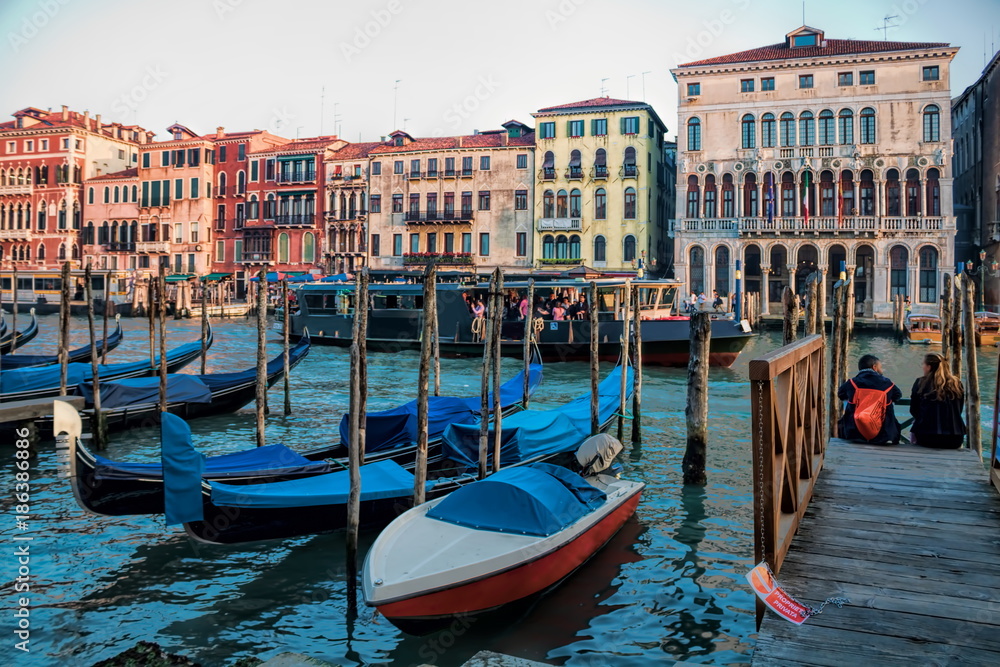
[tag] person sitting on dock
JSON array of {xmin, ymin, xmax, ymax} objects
[
  {"xmin": 909, "ymin": 353, "xmax": 966, "ymax": 449},
  {"xmin": 837, "ymin": 354, "xmax": 902, "ymax": 445}
]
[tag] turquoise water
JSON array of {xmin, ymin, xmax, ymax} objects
[{"xmin": 2, "ymin": 314, "xmax": 994, "ymax": 666}]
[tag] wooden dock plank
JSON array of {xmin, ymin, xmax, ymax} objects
[
  {"xmin": 752, "ymin": 439, "xmax": 1000, "ymax": 666},
  {"xmin": 0, "ymin": 396, "xmax": 84, "ymax": 424}
]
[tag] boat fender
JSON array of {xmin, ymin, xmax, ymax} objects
[{"xmin": 576, "ymin": 433, "xmax": 624, "ymax": 476}]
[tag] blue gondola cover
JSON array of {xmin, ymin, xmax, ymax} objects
[
  {"xmin": 426, "ymin": 464, "xmax": 607, "ymax": 537},
  {"xmin": 160, "ymin": 413, "xmax": 205, "ymax": 525},
  {"xmin": 93, "ymin": 444, "xmax": 327, "ymax": 481},
  {"xmin": 77, "ymin": 375, "xmax": 212, "ymax": 409}
]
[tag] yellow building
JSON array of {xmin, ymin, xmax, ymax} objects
[{"xmin": 531, "ymin": 98, "xmax": 669, "ymax": 273}]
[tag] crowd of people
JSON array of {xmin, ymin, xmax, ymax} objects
[
  {"xmin": 683, "ymin": 290, "xmax": 726, "ymax": 313},
  {"xmin": 463, "ymin": 289, "xmax": 591, "ymax": 322}
]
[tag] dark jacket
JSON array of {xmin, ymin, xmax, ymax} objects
[
  {"xmin": 837, "ymin": 369, "xmax": 902, "ymax": 444},
  {"xmin": 909, "ymin": 379, "xmax": 967, "ymax": 438}
]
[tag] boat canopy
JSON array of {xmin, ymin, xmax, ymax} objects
[
  {"xmin": 76, "ymin": 375, "xmax": 212, "ymax": 409},
  {"xmin": 339, "ymin": 363, "xmax": 543, "ymax": 453},
  {"xmin": 426, "ymin": 462, "xmax": 607, "ymax": 537},
  {"xmin": 94, "ymin": 443, "xmax": 326, "ymax": 481},
  {"xmin": 441, "ymin": 365, "xmax": 632, "ymax": 468},
  {"xmin": 209, "ymin": 459, "xmax": 416, "ymax": 509}
]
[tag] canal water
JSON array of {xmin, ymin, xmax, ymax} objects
[{"xmin": 3, "ymin": 313, "xmax": 996, "ymax": 666}]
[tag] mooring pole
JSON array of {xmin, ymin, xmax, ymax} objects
[
  {"xmin": 522, "ymin": 278, "xmax": 535, "ymax": 409},
  {"xmin": 101, "ymin": 281, "xmax": 111, "ymax": 364},
  {"xmin": 358, "ymin": 269, "xmax": 369, "ymax": 464},
  {"xmin": 631, "ymin": 283, "xmax": 643, "ymax": 445},
  {"xmin": 964, "ymin": 276, "xmax": 982, "ymax": 458},
  {"xmin": 431, "ymin": 270, "xmax": 441, "ymax": 398},
  {"xmin": 941, "ymin": 274, "xmax": 953, "ymax": 362},
  {"xmin": 58, "ymin": 262, "xmax": 71, "ymax": 396},
  {"xmin": 589, "ymin": 280, "xmax": 600, "ymax": 435},
  {"xmin": 478, "ymin": 272, "xmax": 497, "ymax": 480},
  {"xmin": 85, "ymin": 265, "xmax": 107, "ymax": 450},
  {"xmin": 829, "ymin": 280, "xmax": 844, "ymax": 438},
  {"xmin": 734, "ymin": 259, "xmax": 742, "ymax": 321},
  {"xmin": 414, "ymin": 264, "xmax": 436, "ymax": 505},
  {"xmin": 201, "ymin": 279, "xmax": 209, "ymax": 375},
  {"xmin": 952, "ymin": 275, "xmax": 963, "ymax": 378},
  {"xmin": 684, "ymin": 311, "xmax": 710, "ymax": 485},
  {"xmin": 254, "ymin": 269, "xmax": 268, "ymax": 447},
  {"xmin": 782, "ymin": 286, "xmax": 796, "ymax": 345},
  {"xmin": 147, "ymin": 275, "xmax": 156, "ymax": 371},
  {"xmin": 158, "ymin": 266, "xmax": 167, "ymax": 414},
  {"xmin": 282, "ymin": 278, "xmax": 291, "ymax": 415},
  {"xmin": 9, "ymin": 266, "xmax": 16, "ymax": 356},
  {"xmin": 617, "ymin": 280, "xmax": 631, "ymax": 442},
  {"xmin": 346, "ymin": 342, "xmax": 361, "ymax": 615},
  {"xmin": 491, "ymin": 268, "xmax": 505, "ymax": 474}
]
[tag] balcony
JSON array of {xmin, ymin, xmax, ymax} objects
[
  {"xmin": 406, "ymin": 171, "xmax": 421, "ymax": 180},
  {"xmin": 136, "ymin": 241, "xmax": 170, "ymax": 253},
  {"xmin": 675, "ymin": 216, "xmax": 949, "ymax": 235},
  {"xmin": 404, "ymin": 210, "xmax": 473, "ymax": 224},
  {"xmin": 538, "ymin": 257, "xmax": 583, "ymax": 266},
  {"xmin": 0, "ymin": 228, "xmax": 31, "ymax": 240},
  {"xmin": 460, "ymin": 169, "xmax": 474, "ymax": 178},
  {"xmin": 539, "ymin": 168, "xmax": 556, "ymax": 181},
  {"xmin": 442, "ymin": 170, "xmax": 457, "ymax": 179},
  {"xmin": 215, "ymin": 186, "xmax": 227, "ymax": 197},
  {"xmin": 818, "ymin": 147, "xmax": 834, "ymax": 157},
  {"xmin": 239, "ymin": 251, "xmax": 273, "ymax": 263},
  {"xmin": 274, "ymin": 214, "xmax": 315, "ymax": 226},
  {"xmin": 277, "ymin": 170, "xmax": 317, "ymax": 184},
  {"xmin": 567, "ymin": 167, "xmax": 583, "ymax": 180},
  {"xmin": 233, "ymin": 217, "xmax": 247, "ymax": 229},
  {"xmin": 108, "ymin": 242, "xmax": 136, "ymax": 252},
  {"xmin": 622, "ymin": 165, "xmax": 638, "ymax": 178},
  {"xmin": 425, "ymin": 170, "xmax": 438, "ymax": 179},
  {"xmin": 325, "ymin": 210, "xmax": 367, "ymax": 223},
  {"xmin": 592, "ymin": 166, "xmax": 608, "ymax": 180},
  {"xmin": 0, "ymin": 184, "xmax": 32, "ymax": 196},
  {"xmin": 537, "ymin": 217, "xmax": 582, "ymax": 231},
  {"xmin": 402, "ymin": 252, "xmax": 474, "ymax": 266}
]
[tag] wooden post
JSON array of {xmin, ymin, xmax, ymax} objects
[
  {"xmin": 589, "ymin": 281, "xmax": 600, "ymax": 436},
  {"xmin": 837, "ymin": 278, "xmax": 851, "ymax": 391},
  {"xmin": 522, "ymin": 279, "xmax": 535, "ymax": 409},
  {"xmin": 254, "ymin": 269, "xmax": 268, "ymax": 447},
  {"xmin": 358, "ymin": 269, "xmax": 369, "ymax": 464},
  {"xmin": 201, "ymin": 279, "xmax": 209, "ymax": 375},
  {"xmin": 147, "ymin": 275, "xmax": 156, "ymax": 371},
  {"xmin": 432, "ymin": 286, "xmax": 441, "ymax": 398},
  {"xmin": 804, "ymin": 275, "xmax": 817, "ymax": 336},
  {"xmin": 631, "ymin": 283, "xmax": 643, "ymax": 445},
  {"xmin": 282, "ymin": 278, "xmax": 291, "ymax": 415},
  {"xmin": 684, "ymin": 311, "xmax": 710, "ymax": 485},
  {"xmin": 85, "ymin": 265, "xmax": 107, "ymax": 450},
  {"xmin": 101, "ymin": 284, "xmax": 111, "ymax": 364},
  {"xmin": 345, "ymin": 343, "xmax": 361, "ymax": 615},
  {"xmin": 829, "ymin": 281, "xmax": 844, "ymax": 438},
  {"xmin": 941, "ymin": 274, "xmax": 953, "ymax": 362},
  {"xmin": 478, "ymin": 272, "xmax": 496, "ymax": 479},
  {"xmin": 952, "ymin": 277, "xmax": 964, "ymax": 377},
  {"xmin": 964, "ymin": 277, "xmax": 982, "ymax": 458},
  {"xmin": 846, "ymin": 269, "xmax": 856, "ymax": 337},
  {"xmin": 491, "ymin": 268, "xmax": 505, "ymax": 474},
  {"xmin": 617, "ymin": 280, "xmax": 631, "ymax": 441},
  {"xmin": 9, "ymin": 266, "xmax": 16, "ymax": 356},
  {"xmin": 414, "ymin": 264, "xmax": 436, "ymax": 505},
  {"xmin": 58, "ymin": 262, "xmax": 71, "ymax": 396},
  {"xmin": 158, "ymin": 266, "xmax": 167, "ymax": 413},
  {"xmin": 781, "ymin": 286, "xmax": 796, "ymax": 345}
]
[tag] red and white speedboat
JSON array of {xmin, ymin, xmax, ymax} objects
[{"xmin": 363, "ymin": 438, "xmax": 643, "ymax": 635}]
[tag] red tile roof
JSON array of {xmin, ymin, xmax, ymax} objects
[
  {"xmin": 329, "ymin": 141, "xmax": 382, "ymax": 160},
  {"xmin": 369, "ymin": 131, "xmax": 534, "ymax": 154},
  {"xmin": 0, "ymin": 108, "xmax": 147, "ymax": 135},
  {"xmin": 251, "ymin": 136, "xmax": 342, "ymax": 156},
  {"xmin": 679, "ymin": 38, "xmax": 951, "ymax": 68},
  {"xmin": 535, "ymin": 97, "xmax": 647, "ymax": 113},
  {"xmin": 87, "ymin": 168, "xmax": 138, "ymax": 182}
]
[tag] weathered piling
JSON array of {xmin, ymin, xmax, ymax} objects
[
  {"xmin": 282, "ymin": 278, "xmax": 291, "ymax": 415},
  {"xmin": 838, "ymin": 277, "xmax": 850, "ymax": 389},
  {"xmin": 589, "ymin": 281, "xmax": 600, "ymax": 436},
  {"xmin": 9, "ymin": 266, "xmax": 16, "ymax": 356},
  {"xmin": 781, "ymin": 286, "xmax": 796, "ymax": 345},
  {"xmin": 845, "ymin": 268, "xmax": 856, "ymax": 337},
  {"xmin": 829, "ymin": 280, "xmax": 844, "ymax": 438},
  {"xmin": 254, "ymin": 269, "xmax": 268, "ymax": 448},
  {"xmin": 963, "ymin": 276, "xmax": 982, "ymax": 458},
  {"xmin": 352, "ymin": 269, "xmax": 370, "ymax": 463},
  {"xmin": 147, "ymin": 275, "xmax": 156, "ymax": 371},
  {"xmin": 85, "ymin": 265, "xmax": 107, "ymax": 450},
  {"xmin": 158, "ymin": 267, "xmax": 167, "ymax": 413},
  {"xmin": 414, "ymin": 264, "xmax": 436, "ymax": 505},
  {"xmin": 491, "ymin": 269, "xmax": 505, "ymax": 474},
  {"xmin": 631, "ymin": 283, "xmax": 643, "ymax": 445},
  {"xmin": 58, "ymin": 262, "xmax": 71, "ymax": 396},
  {"xmin": 522, "ymin": 279, "xmax": 535, "ymax": 409},
  {"xmin": 432, "ymin": 288, "xmax": 441, "ymax": 398},
  {"xmin": 805, "ymin": 274, "xmax": 818, "ymax": 336},
  {"xmin": 478, "ymin": 272, "xmax": 497, "ymax": 479},
  {"xmin": 684, "ymin": 311, "xmax": 710, "ymax": 485},
  {"xmin": 346, "ymin": 343, "xmax": 362, "ymax": 615},
  {"xmin": 617, "ymin": 280, "xmax": 632, "ymax": 442},
  {"xmin": 102, "ymin": 292, "xmax": 112, "ymax": 364},
  {"xmin": 952, "ymin": 276, "xmax": 964, "ymax": 377},
  {"xmin": 941, "ymin": 274, "xmax": 953, "ymax": 361},
  {"xmin": 201, "ymin": 280, "xmax": 209, "ymax": 375}
]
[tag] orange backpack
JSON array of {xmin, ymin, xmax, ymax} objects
[{"xmin": 849, "ymin": 379, "xmax": 894, "ymax": 441}]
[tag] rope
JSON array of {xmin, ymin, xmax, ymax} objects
[{"xmin": 471, "ymin": 316, "xmax": 486, "ymax": 340}]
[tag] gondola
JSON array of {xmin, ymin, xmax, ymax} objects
[
  {"xmin": 57, "ymin": 354, "xmax": 542, "ymax": 517},
  {"xmin": 0, "ymin": 309, "xmax": 39, "ymax": 354},
  {"xmin": 364, "ymin": 454, "xmax": 644, "ymax": 635},
  {"xmin": 72, "ymin": 331, "xmax": 311, "ymax": 433},
  {"xmin": 0, "ymin": 322, "xmax": 211, "ymax": 403},
  {"xmin": 1, "ymin": 316, "xmax": 125, "ymax": 370},
  {"xmin": 176, "ymin": 364, "xmax": 631, "ymax": 545}
]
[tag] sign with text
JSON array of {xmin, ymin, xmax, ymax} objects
[{"xmin": 746, "ymin": 561, "xmax": 812, "ymax": 625}]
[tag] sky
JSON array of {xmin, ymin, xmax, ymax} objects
[{"xmin": 0, "ymin": 0, "xmax": 997, "ymax": 143}]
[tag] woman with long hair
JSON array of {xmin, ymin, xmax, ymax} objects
[{"xmin": 909, "ymin": 353, "xmax": 967, "ymax": 449}]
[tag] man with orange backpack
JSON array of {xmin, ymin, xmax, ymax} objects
[{"xmin": 837, "ymin": 354, "xmax": 902, "ymax": 445}]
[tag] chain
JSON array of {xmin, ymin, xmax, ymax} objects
[
  {"xmin": 755, "ymin": 378, "xmax": 766, "ymax": 562},
  {"xmin": 805, "ymin": 596, "xmax": 851, "ymax": 618}
]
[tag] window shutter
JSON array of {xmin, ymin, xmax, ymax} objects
[
  {"xmin": 620, "ymin": 117, "xmax": 626, "ymax": 134},
  {"xmin": 566, "ymin": 120, "xmax": 572, "ymax": 135}
]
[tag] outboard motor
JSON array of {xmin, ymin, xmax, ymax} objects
[{"xmin": 575, "ymin": 433, "xmax": 624, "ymax": 477}]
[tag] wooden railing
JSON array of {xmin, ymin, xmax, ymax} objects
[{"xmin": 749, "ymin": 334, "xmax": 827, "ymax": 590}]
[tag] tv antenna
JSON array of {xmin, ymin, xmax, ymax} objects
[
  {"xmin": 333, "ymin": 102, "xmax": 342, "ymax": 138},
  {"xmin": 600, "ymin": 78, "xmax": 609, "ymax": 96},
  {"xmin": 875, "ymin": 15, "xmax": 899, "ymax": 41}
]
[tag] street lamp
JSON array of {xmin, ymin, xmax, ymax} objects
[{"xmin": 966, "ymin": 249, "xmax": 1000, "ymax": 312}]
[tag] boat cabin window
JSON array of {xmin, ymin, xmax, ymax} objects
[{"xmin": 372, "ymin": 293, "xmax": 423, "ymax": 310}]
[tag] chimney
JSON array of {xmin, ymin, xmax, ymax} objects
[
  {"xmin": 95, "ymin": 114, "xmax": 102, "ymax": 131},
  {"xmin": 216, "ymin": 126, "xmax": 225, "ymax": 139},
  {"xmin": 83, "ymin": 110, "xmax": 90, "ymax": 129},
  {"xmin": 61, "ymin": 105, "xmax": 68, "ymax": 120}
]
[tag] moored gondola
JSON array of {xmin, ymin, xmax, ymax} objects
[
  {"xmin": 0, "ymin": 309, "xmax": 39, "ymax": 354},
  {"xmin": 1, "ymin": 316, "xmax": 125, "ymax": 370}
]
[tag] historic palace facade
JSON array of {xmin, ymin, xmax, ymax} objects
[{"xmin": 671, "ymin": 26, "xmax": 959, "ymax": 317}]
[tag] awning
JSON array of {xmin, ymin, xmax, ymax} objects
[
  {"xmin": 542, "ymin": 151, "xmax": 554, "ymax": 168},
  {"xmin": 201, "ymin": 272, "xmax": 232, "ymax": 282},
  {"xmin": 249, "ymin": 272, "xmax": 288, "ymax": 282},
  {"xmin": 595, "ymin": 150, "xmax": 607, "ymax": 166},
  {"xmin": 287, "ymin": 273, "xmax": 319, "ymax": 283},
  {"xmin": 569, "ymin": 151, "xmax": 581, "ymax": 167},
  {"xmin": 164, "ymin": 274, "xmax": 196, "ymax": 282}
]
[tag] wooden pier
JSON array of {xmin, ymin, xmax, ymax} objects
[{"xmin": 750, "ymin": 335, "xmax": 1000, "ymax": 666}]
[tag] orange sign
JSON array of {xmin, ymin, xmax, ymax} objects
[{"xmin": 746, "ymin": 562, "xmax": 811, "ymax": 625}]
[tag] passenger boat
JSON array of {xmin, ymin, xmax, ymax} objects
[
  {"xmin": 287, "ymin": 279, "xmax": 753, "ymax": 368},
  {"xmin": 974, "ymin": 311, "xmax": 1000, "ymax": 346},
  {"xmin": 58, "ymin": 356, "xmax": 542, "ymax": 517},
  {"xmin": 363, "ymin": 452, "xmax": 643, "ymax": 635},
  {"xmin": 0, "ymin": 324, "xmax": 211, "ymax": 402},
  {"xmin": 904, "ymin": 313, "xmax": 942, "ymax": 344},
  {"xmin": 174, "ymin": 364, "xmax": 630, "ymax": 545},
  {"xmin": 1, "ymin": 316, "xmax": 124, "ymax": 370},
  {"xmin": 0, "ymin": 309, "xmax": 39, "ymax": 354}
]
